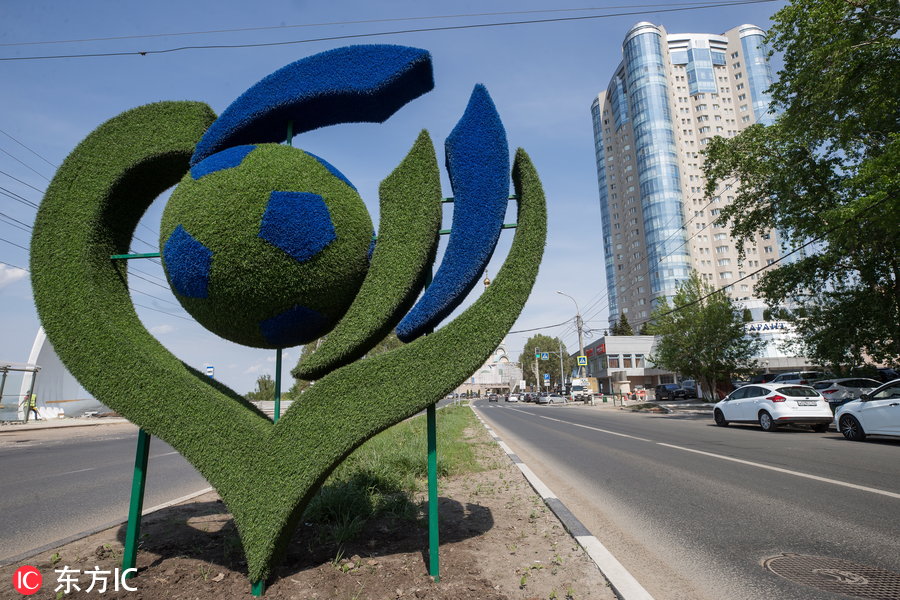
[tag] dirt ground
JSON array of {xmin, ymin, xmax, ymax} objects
[{"xmin": 1, "ymin": 417, "xmax": 614, "ymax": 600}]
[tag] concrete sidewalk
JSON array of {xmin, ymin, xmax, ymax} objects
[{"xmin": 0, "ymin": 415, "xmax": 131, "ymax": 433}]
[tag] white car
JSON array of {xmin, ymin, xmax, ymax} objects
[
  {"xmin": 834, "ymin": 379, "xmax": 900, "ymax": 441},
  {"xmin": 713, "ymin": 383, "xmax": 833, "ymax": 432},
  {"xmin": 506, "ymin": 394, "xmax": 520, "ymax": 402}
]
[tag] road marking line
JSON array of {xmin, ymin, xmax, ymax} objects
[
  {"xmin": 509, "ymin": 408, "xmax": 653, "ymax": 442},
  {"xmin": 150, "ymin": 450, "xmax": 179, "ymax": 459},
  {"xmin": 473, "ymin": 405, "xmax": 655, "ymax": 600},
  {"xmin": 57, "ymin": 467, "xmax": 96, "ymax": 476},
  {"xmin": 655, "ymin": 442, "xmax": 900, "ymax": 500}
]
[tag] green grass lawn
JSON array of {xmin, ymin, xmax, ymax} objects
[{"xmin": 302, "ymin": 403, "xmax": 482, "ymax": 543}]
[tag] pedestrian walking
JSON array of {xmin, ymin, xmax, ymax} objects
[{"xmin": 27, "ymin": 393, "xmax": 39, "ymax": 421}]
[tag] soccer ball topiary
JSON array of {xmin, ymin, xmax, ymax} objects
[{"xmin": 160, "ymin": 143, "xmax": 374, "ymax": 348}]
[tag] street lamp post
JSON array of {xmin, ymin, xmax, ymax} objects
[{"xmin": 557, "ymin": 291, "xmax": 586, "ymax": 378}]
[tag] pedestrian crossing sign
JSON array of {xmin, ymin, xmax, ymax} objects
[{"xmin": 577, "ymin": 356, "xmax": 587, "ymax": 366}]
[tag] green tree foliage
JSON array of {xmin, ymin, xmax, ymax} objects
[
  {"xmin": 610, "ymin": 313, "xmax": 634, "ymax": 336},
  {"xmin": 742, "ymin": 308, "xmax": 753, "ymax": 323},
  {"xmin": 648, "ymin": 273, "xmax": 763, "ymax": 400},
  {"xmin": 517, "ymin": 334, "xmax": 575, "ymax": 391},
  {"xmin": 245, "ymin": 374, "xmax": 276, "ymax": 402},
  {"xmin": 703, "ymin": 0, "xmax": 900, "ymax": 370}
]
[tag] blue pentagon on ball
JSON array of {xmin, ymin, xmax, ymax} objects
[{"xmin": 160, "ymin": 144, "xmax": 374, "ymax": 348}]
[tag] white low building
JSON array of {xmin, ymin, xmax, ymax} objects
[{"xmin": 455, "ymin": 340, "xmax": 523, "ymax": 396}]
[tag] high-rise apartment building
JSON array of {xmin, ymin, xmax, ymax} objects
[{"xmin": 591, "ymin": 22, "xmax": 779, "ymax": 328}]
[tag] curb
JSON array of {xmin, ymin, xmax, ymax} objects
[
  {"xmin": 471, "ymin": 405, "xmax": 655, "ymax": 600},
  {"xmin": 0, "ymin": 487, "xmax": 214, "ymax": 568},
  {"xmin": 0, "ymin": 418, "xmax": 132, "ymax": 433}
]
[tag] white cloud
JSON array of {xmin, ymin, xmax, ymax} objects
[
  {"xmin": 150, "ymin": 324, "xmax": 175, "ymax": 335},
  {"xmin": 0, "ymin": 265, "xmax": 28, "ymax": 290}
]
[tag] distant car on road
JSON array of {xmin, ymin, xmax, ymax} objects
[
  {"xmin": 655, "ymin": 383, "xmax": 686, "ymax": 401},
  {"xmin": 506, "ymin": 394, "xmax": 521, "ymax": 402},
  {"xmin": 834, "ymin": 379, "xmax": 900, "ymax": 441},
  {"xmin": 713, "ymin": 383, "xmax": 832, "ymax": 432},
  {"xmin": 811, "ymin": 378, "xmax": 880, "ymax": 412},
  {"xmin": 769, "ymin": 371, "xmax": 828, "ymax": 386},
  {"xmin": 488, "ymin": 394, "xmax": 499, "ymax": 403},
  {"xmin": 537, "ymin": 393, "xmax": 566, "ymax": 405}
]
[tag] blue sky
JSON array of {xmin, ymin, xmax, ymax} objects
[{"xmin": 0, "ymin": 0, "xmax": 785, "ymax": 395}]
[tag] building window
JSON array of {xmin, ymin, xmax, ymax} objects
[
  {"xmin": 634, "ymin": 354, "xmax": 645, "ymax": 367},
  {"xmin": 623, "ymin": 354, "xmax": 633, "ymax": 368},
  {"xmin": 608, "ymin": 356, "xmax": 620, "ymax": 368}
]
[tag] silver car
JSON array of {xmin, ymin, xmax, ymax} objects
[{"xmin": 811, "ymin": 378, "xmax": 880, "ymax": 411}]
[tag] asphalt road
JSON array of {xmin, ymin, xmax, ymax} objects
[
  {"xmin": 475, "ymin": 400, "xmax": 900, "ymax": 600},
  {"xmin": 0, "ymin": 423, "xmax": 209, "ymax": 563}
]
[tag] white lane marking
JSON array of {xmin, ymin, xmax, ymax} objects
[
  {"xmin": 150, "ymin": 450, "xmax": 179, "ymax": 459},
  {"xmin": 507, "ymin": 407, "xmax": 900, "ymax": 500},
  {"xmin": 56, "ymin": 467, "xmax": 96, "ymax": 476},
  {"xmin": 576, "ymin": 535, "xmax": 655, "ymax": 600},
  {"xmin": 141, "ymin": 487, "xmax": 214, "ymax": 516},
  {"xmin": 509, "ymin": 408, "xmax": 652, "ymax": 442},
  {"xmin": 656, "ymin": 442, "xmax": 900, "ymax": 500}
]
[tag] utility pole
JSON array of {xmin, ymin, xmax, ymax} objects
[
  {"xmin": 533, "ymin": 351, "xmax": 540, "ymax": 392},
  {"xmin": 557, "ymin": 291, "xmax": 586, "ymax": 378},
  {"xmin": 558, "ymin": 338, "xmax": 565, "ymax": 392}
]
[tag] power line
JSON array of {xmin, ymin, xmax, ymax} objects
[
  {"xmin": 0, "ymin": 236, "xmax": 29, "ymax": 251},
  {"xmin": 0, "ymin": 147, "xmax": 51, "ymax": 181},
  {"xmin": 0, "ymin": 128, "xmax": 57, "ymax": 168},
  {"xmin": 655, "ymin": 195, "xmax": 892, "ymax": 319},
  {"xmin": 0, "ymin": 2, "xmax": 772, "ymax": 47},
  {"xmin": 0, "ymin": 259, "xmax": 28, "ymax": 272},
  {"xmin": 508, "ymin": 317, "xmax": 574, "ymax": 335},
  {"xmin": 133, "ymin": 302, "xmax": 194, "ymax": 322},
  {"xmin": 0, "ymin": 187, "xmax": 39, "ymax": 209},
  {"xmin": 0, "ymin": 168, "xmax": 45, "ymax": 194},
  {"xmin": 0, "ymin": 1, "xmax": 778, "ymax": 61}
]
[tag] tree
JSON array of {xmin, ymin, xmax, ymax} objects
[
  {"xmin": 638, "ymin": 322, "xmax": 652, "ymax": 335},
  {"xmin": 648, "ymin": 273, "xmax": 763, "ymax": 401},
  {"xmin": 517, "ymin": 334, "xmax": 576, "ymax": 391},
  {"xmin": 703, "ymin": 0, "xmax": 900, "ymax": 370},
  {"xmin": 245, "ymin": 374, "xmax": 276, "ymax": 402},
  {"xmin": 610, "ymin": 313, "xmax": 633, "ymax": 336},
  {"xmin": 742, "ymin": 308, "xmax": 753, "ymax": 323}
]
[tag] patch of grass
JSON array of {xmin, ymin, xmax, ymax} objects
[{"xmin": 302, "ymin": 405, "xmax": 481, "ymax": 540}]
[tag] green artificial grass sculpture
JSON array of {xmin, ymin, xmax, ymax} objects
[
  {"xmin": 30, "ymin": 98, "xmax": 547, "ymax": 583},
  {"xmin": 293, "ymin": 130, "xmax": 442, "ymax": 380},
  {"xmin": 161, "ymin": 144, "xmax": 373, "ymax": 348}
]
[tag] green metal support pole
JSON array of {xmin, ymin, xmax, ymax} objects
[
  {"xmin": 274, "ymin": 348, "xmax": 282, "ymax": 423},
  {"xmin": 122, "ymin": 428, "xmax": 151, "ymax": 577},
  {"xmin": 427, "ymin": 403, "xmax": 439, "ymax": 581}
]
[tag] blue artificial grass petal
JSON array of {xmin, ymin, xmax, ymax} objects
[
  {"xmin": 191, "ymin": 45, "xmax": 434, "ymax": 165},
  {"xmin": 396, "ymin": 85, "xmax": 509, "ymax": 341}
]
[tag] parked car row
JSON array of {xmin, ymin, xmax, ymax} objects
[{"xmin": 712, "ymin": 379, "xmax": 900, "ymax": 442}]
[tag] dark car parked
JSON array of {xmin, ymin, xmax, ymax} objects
[
  {"xmin": 680, "ymin": 380, "xmax": 698, "ymax": 398},
  {"xmin": 748, "ymin": 372, "xmax": 778, "ymax": 385},
  {"xmin": 655, "ymin": 383, "xmax": 686, "ymax": 401}
]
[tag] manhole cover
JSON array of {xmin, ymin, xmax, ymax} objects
[{"xmin": 764, "ymin": 553, "xmax": 900, "ymax": 599}]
